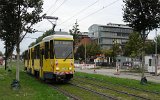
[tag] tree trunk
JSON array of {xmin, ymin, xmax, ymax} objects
[
  {"xmin": 5, "ymin": 57, "xmax": 7, "ymax": 70},
  {"xmin": 16, "ymin": 43, "xmax": 20, "ymax": 81},
  {"xmin": 141, "ymin": 30, "xmax": 147, "ymax": 84},
  {"xmin": 5, "ymin": 43, "xmax": 8, "ymax": 70}
]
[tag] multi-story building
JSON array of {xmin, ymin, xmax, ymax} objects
[{"xmin": 88, "ymin": 23, "xmax": 133, "ymax": 50}]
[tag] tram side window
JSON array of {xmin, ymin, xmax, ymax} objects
[
  {"xmin": 37, "ymin": 45, "xmax": 40, "ymax": 59},
  {"xmin": 34, "ymin": 48, "xmax": 36, "ymax": 59},
  {"xmin": 50, "ymin": 40, "xmax": 54, "ymax": 59},
  {"xmin": 24, "ymin": 51, "xmax": 27, "ymax": 60},
  {"xmin": 45, "ymin": 42, "xmax": 49, "ymax": 59},
  {"xmin": 32, "ymin": 51, "xmax": 34, "ymax": 59},
  {"xmin": 29, "ymin": 50, "xmax": 31, "ymax": 60}
]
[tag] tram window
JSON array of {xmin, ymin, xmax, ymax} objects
[
  {"xmin": 45, "ymin": 42, "xmax": 49, "ymax": 59},
  {"xmin": 50, "ymin": 40, "xmax": 54, "ymax": 59},
  {"xmin": 41, "ymin": 49, "xmax": 44, "ymax": 55},
  {"xmin": 37, "ymin": 45, "xmax": 40, "ymax": 59},
  {"xmin": 25, "ymin": 51, "xmax": 28, "ymax": 60},
  {"xmin": 29, "ymin": 50, "xmax": 31, "ymax": 60},
  {"xmin": 54, "ymin": 40, "xmax": 73, "ymax": 45},
  {"xmin": 34, "ymin": 48, "xmax": 36, "ymax": 59},
  {"xmin": 32, "ymin": 51, "xmax": 34, "ymax": 59}
]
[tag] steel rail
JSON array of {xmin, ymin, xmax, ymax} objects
[
  {"xmin": 73, "ymin": 79, "xmax": 151, "ymax": 100},
  {"xmin": 49, "ymin": 84, "xmax": 80, "ymax": 100},
  {"xmin": 75, "ymin": 76, "xmax": 160, "ymax": 94},
  {"xmin": 69, "ymin": 82, "xmax": 118, "ymax": 100}
]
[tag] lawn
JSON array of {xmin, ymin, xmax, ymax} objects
[
  {"xmin": 0, "ymin": 61, "xmax": 67, "ymax": 100},
  {"xmin": 1, "ymin": 61, "xmax": 160, "ymax": 100},
  {"xmin": 75, "ymin": 72, "xmax": 160, "ymax": 92}
]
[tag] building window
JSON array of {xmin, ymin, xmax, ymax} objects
[
  {"xmin": 149, "ymin": 59, "xmax": 152, "ymax": 66},
  {"xmin": 117, "ymin": 33, "xmax": 121, "ymax": 36}
]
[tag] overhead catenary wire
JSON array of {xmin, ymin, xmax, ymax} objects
[
  {"xmin": 58, "ymin": 0, "xmax": 99, "ymax": 26},
  {"xmin": 50, "ymin": 0, "xmax": 69, "ymax": 15},
  {"xmin": 78, "ymin": 0, "xmax": 120, "ymax": 22},
  {"xmin": 45, "ymin": 0, "xmax": 59, "ymax": 14},
  {"xmin": 37, "ymin": 0, "xmax": 120, "ymax": 32},
  {"xmin": 63, "ymin": 0, "xmax": 120, "ymax": 30},
  {"xmin": 36, "ymin": 0, "xmax": 60, "ymax": 31}
]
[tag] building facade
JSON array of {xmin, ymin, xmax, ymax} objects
[{"xmin": 88, "ymin": 23, "xmax": 133, "ymax": 50}]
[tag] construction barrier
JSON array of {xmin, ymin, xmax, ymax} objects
[{"xmin": 74, "ymin": 64, "xmax": 96, "ymax": 69}]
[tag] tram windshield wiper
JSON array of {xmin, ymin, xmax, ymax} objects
[{"xmin": 63, "ymin": 51, "xmax": 72, "ymax": 61}]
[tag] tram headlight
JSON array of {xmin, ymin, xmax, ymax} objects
[
  {"xmin": 69, "ymin": 67, "xmax": 72, "ymax": 70},
  {"xmin": 56, "ymin": 67, "xmax": 59, "ymax": 71}
]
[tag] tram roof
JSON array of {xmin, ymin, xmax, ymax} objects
[
  {"xmin": 28, "ymin": 34, "xmax": 73, "ymax": 49},
  {"xmin": 42, "ymin": 34, "xmax": 73, "ymax": 41}
]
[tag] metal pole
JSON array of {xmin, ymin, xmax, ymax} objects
[
  {"xmin": 155, "ymin": 29, "xmax": 157, "ymax": 76},
  {"xmin": 85, "ymin": 40, "xmax": 86, "ymax": 64}
]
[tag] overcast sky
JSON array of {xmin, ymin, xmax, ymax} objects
[{"xmin": 0, "ymin": 0, "xmax": 158, "ymax": 54}]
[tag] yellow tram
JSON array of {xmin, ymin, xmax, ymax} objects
[{"xmin": 24, "ymin": 34, "xmax": 74, "ymax": 82}]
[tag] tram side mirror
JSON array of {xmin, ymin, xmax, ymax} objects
[{"xmin": 41, "ymin": 49, "xmax": 44, "ymax": 55}]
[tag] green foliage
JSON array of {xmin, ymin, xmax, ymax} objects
[
  {"xmin": 0, "ymin": 62, "xmax": 67, "ymax": 100},
  {"xmin": 112, "ymin": 41, "xmax": 122, "ymax": 57},
  {"xmin": 145, "ymin": 40, "xmax": 155, "ymax": 54},
  {"xmin": 86, "ymin": 43, "xmax": 101, "ymax": 57},
  {"xmin": 69, "ymin": 20, "xmax": 81, "ymax": 49},
  {"xmin": 0, "ymin": 1, "xmax": 18, "ymax": 59},
  {"xmin": 35, "ymin": 30, "xmax": 53, "ymax": 43},
  {"xmin": 28, "ymin": 29, "xmax": 53, "ymax": 47},
  {"xmin": 75, "ymin": 72, "xmax": 160, "ymax": 92},
  {"xmin": 75, "ymin": 43, "xmax": 101, "ymax": 60},
  {"xmin": 156, "ymin": 35, "xmax": 160, "ymax": 54},
  {"xmin": 102, "ymin": 49, "xmax": 113, "ymax": 57},
  {"xmin": 0, "ymin": 0, "xmax": 44, "ymax": 52},
  {"xmin": 75, "ymin": 44, "xmax": 85, "ymax": 60},
  {"xmin": 124, "ymin": 32, "xmax": 142, "ymax": 57},
  {"xmin": 0, "ymin": 51, "xmax": 3, "ymax": 56},
  {"xmin": 29, "ymin": 42, "xmax": 36, "ymax": 47},
  {"xmin": 123, "ymin": 0, "xmax": 160, "ymax": 32}
]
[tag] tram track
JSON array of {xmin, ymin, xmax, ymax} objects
[
  {"xmin": 75, "ymin": 76, "xmax": 160, "ymax": 95},
  {"xmin": 68, "ymin": 82, "xmax": 118, "ymax": 100},
  {"xmin": 49, "ymin": 84, "xmax": 80, "ymax": 100},
  {"xmin": 72, "ymin": 79, "xmax": 151, "ymax": 100}
]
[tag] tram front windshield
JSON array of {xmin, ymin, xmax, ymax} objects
[{"xmin": 54, "ymin": 40, "xmax": 73, "ymax": 59}]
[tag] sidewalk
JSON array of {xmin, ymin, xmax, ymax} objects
[{"xmin": 75, "ymin": 68, "xmax": 160, "ymax": 83}]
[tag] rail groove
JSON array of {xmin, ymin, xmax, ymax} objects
[
  {"xmin": 73, "ymin": 79, "xmax": 151, "ymax": 100},
  {"xmin": 50, "ymin": 84, "xmax": 80, "ymax": 100},
  {"xmin": 69, "ymin": 82, "xmax": 118, "ymax": 100},
  {"xmin": 75, "ymin": 76, "xmax": 160, "ymax": 94}
]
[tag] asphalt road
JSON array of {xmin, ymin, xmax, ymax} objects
[{"xmin": 75, "ymin": 67, "xmax": 160, "ymax": 83}]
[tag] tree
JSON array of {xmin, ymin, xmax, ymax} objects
[
  {"xmin": 0, "ymin": 0, "xmax": 44, "ymax": 83},
  {"xmin": 156, "ymin": 35, "xmax": 160, "ymax": 54},
  {"xmin": 69, "ymin": 20, "xmax": 81, "ymax": 49},
  {"xmin": 86, "ymin": 43, "xmax": 101, "ymax": 58},
  {"xmin": 111, "ymin": 40, "xmax": 122, "ymax": 67},
  {"xmin": 0, "ymin": 51, "xmax": 3, "ymax": 56},
  {"xmin": 35, "ymin": 30, "xmax": 53, "ymax": 44},
  {"xmin": 102, "ymin": 49, "xmax": 113, "ymax": 57},
  {"xmin": 123, "ymin": 0, "xmax": 160, "ymax": 83},
  {"xmin": 124, "ymin": 32, "xmax": 142, "ymax": 58},
  {"xmin": 0, "ymin": 1, "xmax": 18, "ymax": 70},
  {"xmin": 145, "ymin": 40, "xmax": 155, "ymax": 55},
  {"xmin": 75, "ymin": 44, "xmax": 85, "ymax": 61},
  {"xmin": 28, "ymin": 29, "xmax": 53, "ymax": 47}
]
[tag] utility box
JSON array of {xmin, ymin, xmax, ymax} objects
[{"xmin": 145, "ymin": 55, "xmax": 160, "ymax": 75}]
